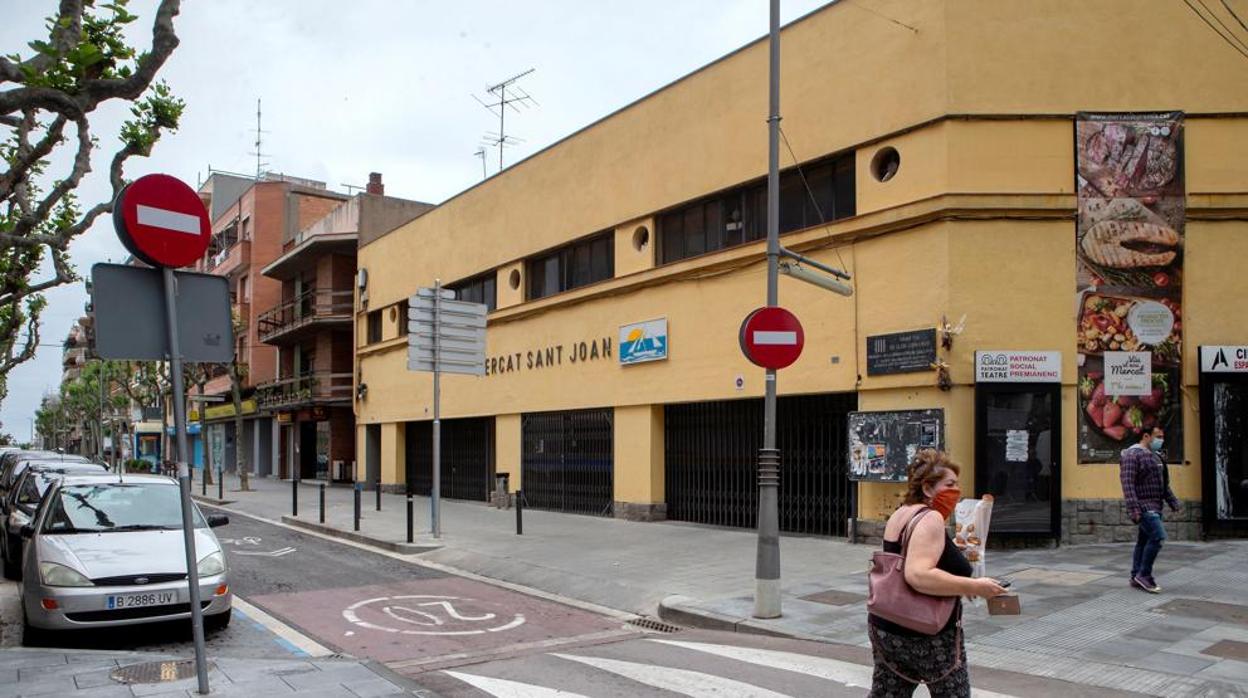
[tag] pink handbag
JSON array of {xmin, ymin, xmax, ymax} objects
[{"xmin": 866, "ymin": 507, "xmax": 957, "ymax": 635}]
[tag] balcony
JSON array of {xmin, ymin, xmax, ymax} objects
[
  {"xmin": 207, "ymin": 239, "xmax": 251, "ymax": 276},
  {"xmin": 255, "ymin": 372, "xmax": 353, "ymax": 409},
  {"xmin": 257, "ymin": 289, "xmax": 353, "ymax": 344}
]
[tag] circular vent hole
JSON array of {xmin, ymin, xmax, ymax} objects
[
  {"xmin": 508, "ymin": 269, "xmax": 521, "ymax": 290},
  {"xmin": 632, "ymin": 226, "xmax": 650, "ymax": 252},
  {"xmin": 870, "ymin": 146, "xmax": 900, "ymax": 182}
]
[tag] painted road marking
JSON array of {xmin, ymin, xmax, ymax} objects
[
  {"xmin": 232, "ymin": 596, "xmax": 333, "ymax": 657},
  {"xmin": 219, "ymin": 536, "xmax": 263, "ymax": 546},
  {"xmin": 444, "ymin": 671, "xmax": 589, "ymax": 697},
  {"xmin": 343, "ymin": 594, "xmax": 525, "ymax": 636},
  {"xmin": 753, "ymin": 330, "xmax": 798, "ymax": 345},
  {"xmin": 136, "ymin": 204, "xmax": 202, "ymax": 235},
  {"xmin": 234, "ymin": 546, "xmax": 297, "ymax": 557},
  {"xmin": 554, "ymin": 653, "xmax": 793, "ymax": 697},
  {"xmin": 650, "ymin": 640, "xmax": 1019, "ymax": 698}
]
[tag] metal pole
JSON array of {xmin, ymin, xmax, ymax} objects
[
  {"xmin": 292, "ymin": 477, "xmax": 298, "ymax": 516},
  {"xmin": 375, "ymin": 478, "xmax": 381, "ymax": 512},
  {"xmin": 406, "ymin": 495, "xmax": 414, "ymax": 543},
  {"xmin": 353, "ymin": 484, "xmax": 361, "ymax": 531},
  {"xmin": 163, "ymin": 268, "xmax": 210, "ymax": 694},
  {"xmin": 320, "ymin": 483, "xmax": 326, "ymax": 524},
  {"xmin": 754, "ymin": 0, "xmax": 783, "ymax": 620},
  {"xmin": 97, "ymin": 360, "xmax": 105, "ymax": 462},
  {"xmin": 432, "ymin": 279, "xmax": 442, "ymax": 538},
  {"xmin": 217, "ymin": 462, "xmax": 223, "ymax": 500},
  {"xmin": 515, "ymin": 489, "xmax": 523, "ymax": 535}
]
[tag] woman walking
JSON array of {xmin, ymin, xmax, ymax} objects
[{"xmin": 868, "ymin": 449, "xmax": 1006, "ymax": 697}]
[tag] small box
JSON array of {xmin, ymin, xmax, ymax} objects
[{"xmin": 987, "ymin": 594, "xmax": 1021, "ymax": 616}]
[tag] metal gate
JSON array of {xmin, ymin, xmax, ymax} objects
[
  {"xmin": 521, "ymin": 408, "xmax": 613, "ymax": 516},
  {"xmin": 405, "ymin": 417, "xmax": 495, "ymax": 501},
  {"xmin": 665, "ymin": 393, "xmax": 856, "ymax": 536}
]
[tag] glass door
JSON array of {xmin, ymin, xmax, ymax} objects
[
  {"xmin": 1201, "ymin": 373, "xmax": 1248, "ymax": 533},
  {"xmin": 975, "ymin": 384, "xmax": 1061, "ymax": 537}
]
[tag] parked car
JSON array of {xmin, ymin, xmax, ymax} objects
[
  {"xmin": 2, "ymin": 462, "xmax": 109, "ymax": 579},
  {"xmin": 0, "ymin": 451, "xmax": 91, "ymax": 504},
  {"xmin": 18, "ymin": 473, "xmax": 231, "ymax": 645}
]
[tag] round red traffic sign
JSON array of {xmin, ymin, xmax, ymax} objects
[
  {"xmin": 739, "ymin": 306, "xmax": 805, "ymax": 369},
  {"xmin": 113, "ymin": 174, "xmax": 211, "ymax": 268}
]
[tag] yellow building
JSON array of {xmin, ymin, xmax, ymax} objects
[{"xmin": 355, "ymin": 1, "xmax": 1248, "ymax": 542}]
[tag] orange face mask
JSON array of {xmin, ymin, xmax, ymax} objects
[{"xmin": 930, "ymin": 487, "xmax": 961, "ymax": 520}]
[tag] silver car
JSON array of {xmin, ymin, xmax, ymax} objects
[
  {"xmin": 19, "ymin": 473, "xmax": 231, "ymax": 644},
  {"xmin": 2, "ymin": 462, "xmax": 108, "ymax": 579}
]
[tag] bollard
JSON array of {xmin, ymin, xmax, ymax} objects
[
  {"xmin": 292, "ymin": 477, "xmax": 298, "ymax": 517},
  {"xmin": 319, "ymin": 483, "xmax": 326, "ymax": 524},
  {"xmin": 515, "ymin": 489, "xmax": 523, "ymax": 535},
  {"xmin": 353, "ymin": 484, "xmax": 361, "ymax": 532},
  {"xmin": 200, "ymin": 467, "xmax": 205, "ymax": 496},
  {"xmin": 218, "ymin": 469, "xmax": 223, "ymax": 501},
  {"xmin": 375, "ymin": 478, "xmax": 381, "ymax": 512},
  {"xmin": 406, "ymin": 495, "xmax": 414, "ymax": 543}
]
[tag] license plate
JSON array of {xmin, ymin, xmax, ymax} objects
[{"xmin": 107, "ymin": 592, "xmax": 176, "ymax": 609}]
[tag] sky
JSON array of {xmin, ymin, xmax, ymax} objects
[{"xmin": 0, "ymin": 0, "xmax": 834, "ymax": 439}]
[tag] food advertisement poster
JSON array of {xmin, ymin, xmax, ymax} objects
[{"xmin": 1076, "ymin": 112, "xmax": 1184, "ymax": 463}]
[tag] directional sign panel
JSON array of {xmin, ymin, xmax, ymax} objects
[
  {"xmin": 113, "ymin": 174, "xmax": 211, "ymax": 269},
  {"xmin": 406, "ymin": 289, "xmax": 488, "ymax": 375}
]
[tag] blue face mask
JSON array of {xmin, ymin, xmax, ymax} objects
[{"xmin": 1150, "ymin": 438, "xmax": 1164, "ymax": 452}]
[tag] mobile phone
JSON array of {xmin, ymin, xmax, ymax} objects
[{"xmin": 998, "ymin": 577, "xmax": 1013, "ymax": 589}]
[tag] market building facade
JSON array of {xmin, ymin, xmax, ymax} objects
[{"xmin": 355, "ymin": 1, "xmax": 1248, "ymax": 541}]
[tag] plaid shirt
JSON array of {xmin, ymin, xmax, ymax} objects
[{"xmin": 1119, "ymin": 444, "xmax": 1180, "ymax": 520}]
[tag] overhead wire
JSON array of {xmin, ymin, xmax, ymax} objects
[
  {"xmin": 1197, "ymin": 0, "xmax": 1248, "ymax": 50},
  {"xmin": 1182, "ymin": 0, "xmax": 1248, "ymax": 59},
  {"xmin": 777, "ymin": 126, "xmax": 851, "ymax": 275},
  {"xmin": 1222, "ymin": 0, "xmax": 1248, "ymax": 32}
]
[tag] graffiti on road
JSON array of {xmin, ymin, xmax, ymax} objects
[{"xmin": 343, "ymin": 595, "xmax": 526, "ymax": 636}]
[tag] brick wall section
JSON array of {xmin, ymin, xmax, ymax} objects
[
  {"xmin": 329, "ymin": 406, "xmax": 355, "ymax": 468},
  {"xmin": 247, "ymin": 184, "xmax": 287, "ymax": 386}
]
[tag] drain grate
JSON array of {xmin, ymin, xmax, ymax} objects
[
  {"xmin": 625, "ymin": 616, "xmax": 682, "ymax": 634},
  {"xmin": 111, "ymin": 660, "xmax": 212, "ymax": 684}
]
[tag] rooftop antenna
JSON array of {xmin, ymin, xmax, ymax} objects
[
  {"xmin": 473, "ymin": 68, "xmax": 537, "ymax": 173},
  {"xmin": 249, "ymin": 98, "xmax": 270, "ymax": 180},
  {"xmin": 473, "ymin": 148, "xmax": 487, "ymax": 180}
]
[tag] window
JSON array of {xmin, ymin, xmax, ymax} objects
[
  {"xmin": 526, "ymin": 231, "xmax": 614, "ymax": 301},
  {"xmin": 658, "ymin": 152, "xmax": 855, "ymax": 264},
  {"xmin": 448, "ymin": 273, "xmax": 497, "ymax": 312},
  {"xmin": 366, "ymin": 309, "xmax": 382, "ymax": 343}
]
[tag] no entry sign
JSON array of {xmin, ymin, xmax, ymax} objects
[
  {"xmin": 740, "ymin": 306, "xmax": 805, "ymax": 369},
  {"xmin": 113, "ymin": 174, "xmax": 211, "ymax": 268}
]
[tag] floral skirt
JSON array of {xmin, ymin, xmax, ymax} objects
[{"xmin": 868, "ymin": 620, "xmax": 969, "ymax": 698}]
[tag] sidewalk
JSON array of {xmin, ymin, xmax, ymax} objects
[{"xmin": 203, "ymin": 477, "xmax": 1248, "ymax": 697}]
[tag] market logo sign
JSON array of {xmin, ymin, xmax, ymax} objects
[
  {"xmin": 975, "ymin": 351, "xmax": 1061, "ymax": 383},
  {"xmin": 619, "ymin": 318, "xmax": 668, "ymax": 366},
  {"xmin": 1104, "ymin": 351, "xmax": 1152, "ymax": 396},
  {"xmin": 1201, "ymin": 346, "xmax": 1248, "ymax": 373}
]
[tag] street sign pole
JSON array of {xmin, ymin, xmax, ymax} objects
[
  {"xmin": 432, "ymin": 279, "xmax": 442, "ymax": 539},
  {"xmin": 163, "ymin": 267, "xmax": 209, "ymax": 693},
  {"xmin": 755, "ymin": 0, "xmax": 782, "ymax": 620}
]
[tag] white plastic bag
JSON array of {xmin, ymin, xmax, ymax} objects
[{"xmin": 953, "ymin": 494, "xmax": 994, "ymax": 578}]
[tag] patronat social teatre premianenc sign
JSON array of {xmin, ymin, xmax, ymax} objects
[{"xmin": 974, "ymin": 351, "xmax": 1061, "ymax": 383}]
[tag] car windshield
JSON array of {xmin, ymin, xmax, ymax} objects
[{"xmin": 41, "ymin": 483, "xmax": 205, "ymax": 534}]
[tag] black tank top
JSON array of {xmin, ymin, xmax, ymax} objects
[{"xmin": 869, "ymin": 527, "xmax": 972, "ymax": 635}]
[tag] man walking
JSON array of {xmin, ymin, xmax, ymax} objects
[{"xmin": 1120, "ymin": 426, "xmax": 1179, "ymax": 593}]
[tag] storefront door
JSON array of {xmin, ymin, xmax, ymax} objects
[
  {"xmin": 1200, "ymin": 346, "xmax": 1248, "ymax": 536},
  {"xmin": 975, "ymin": 383, "xmax": 1061, "ymax": 537}
]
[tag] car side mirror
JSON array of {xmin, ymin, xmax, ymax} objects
[
  {"xmin": 207, "ymin": 514, "xmax": 229, "ymax": 528},
  {"xmin": 19, "ymin": 524, "xmax": 34, "ymax": 539}
]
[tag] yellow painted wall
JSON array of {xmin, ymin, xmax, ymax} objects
[
  {"xmin": 496, "ymin": 414, "xmax": 522, "ymax": 488},
  {"xmin": 379, "ymin": 421, "xmax": 405, "ymax": 486},
  {"xmin": 614, "ymin": 218, "xmax": 656, "ymax": 278},
  {"xmin": 497, "ymin": 263, "xmax": 524, "ymax": 310},
  {"xmin": 613, "ymin": 404, "xmax": 664, "ymax": 504}
]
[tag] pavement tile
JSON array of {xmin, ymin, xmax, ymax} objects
[
  {"xmin": 343, "ymin": 678, "xmax": 410, "ymax": 698},
  {"xmin": 1125, "ymin": 650, "xmax": 1216, "ymax": 675},
  {"xmin": 283, "ymin": 664, "xmax": 384, "ymax": 690},
  {"xmin": 1193, "ymin": 658, "xmax": 1248, "ymax": 684},
  {"xmin": 1129, "ymin": 622, "xmax": 1204, "ymax": 643},
  {"xmin": 8, "ymin": 674, "xmax": 80, "ymax": 696},
  {"xmin": 0, "ymin": 652, "xmax": 68, "ymax": 670},
  {"xmin": 202, "ymin": 677, "xmax": 298, "ymax": 696},
  {"xmin": 75, "ymin": 667, "xmax": 125, "ymax": 689},
  {"xmin": 69, "ymin": 686, "xmax": 136, "ymax": 698}
]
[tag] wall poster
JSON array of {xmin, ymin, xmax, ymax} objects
[
  {"xmin": 848, "ymin": 409, "xmax": 944, "ymax": 482},
  {"xmin": 1076, "ymin": 112, "xmax": 1184, "ymax": 463}
]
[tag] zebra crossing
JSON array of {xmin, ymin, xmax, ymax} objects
[{"xmin": 430, "ymin": 637, "xmax": 1021, "ymax": 697}]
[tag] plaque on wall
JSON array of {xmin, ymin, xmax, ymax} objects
[{"xmin": 866, "ymin": 329, "xmax": 937, "ymax": 376}]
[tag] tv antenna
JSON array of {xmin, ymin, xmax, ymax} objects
[
  {"xmin": 473, "ymin": 148, "xmax": 488, "ymax": 180},
  {"xmin": 473, "ymin": 68, "xmax": 537, "ymax": 173},
  {"xmin": 249, "ymin": 98, "xmax": 270, "ymax": 180}
]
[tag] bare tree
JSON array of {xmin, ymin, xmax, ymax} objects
[{"xmin": 1, "ymin": 0, "xmax": 185, "ymax": 401}]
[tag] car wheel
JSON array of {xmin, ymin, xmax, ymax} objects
[{"xmin": 205, "ymin": 609, "xmax": 231, "ymax": 632}]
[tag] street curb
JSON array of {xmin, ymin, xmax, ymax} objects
[
  {"xmin": 192, "ymin": 494, "xmax": 236, "ymax": 506},
  {"xmin": 657, "ymin": 595, "xmax": 827, "ymax": 643},
  {"xmin": 279, "ymin": 515, "xmax": 443, "ymax": 555}
]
